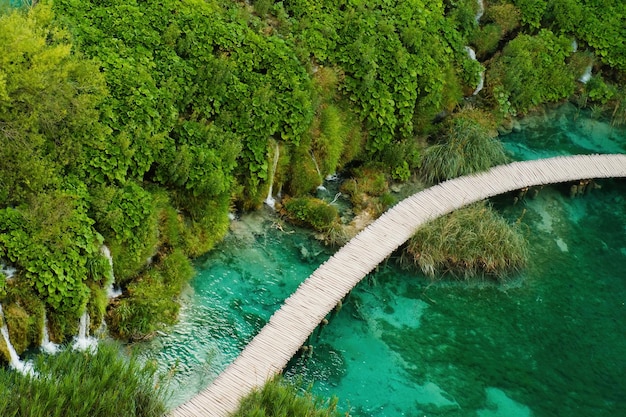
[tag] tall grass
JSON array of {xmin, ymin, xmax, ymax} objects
[
  {"xmin": 0, "ymin": 341, "xmax": 168, "ymax": 417},
  {"xmin": 231, "ymin": 376, "xmax": 340, "ymax": 417},
  {"xmin": 404, "ymin": 202, "xmax": 528, "ymax": 281},
  {"xmin": 421, "ymin": 108, "xmax": 508, "ymax": 184}
]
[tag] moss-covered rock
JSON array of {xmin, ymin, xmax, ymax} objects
[{"xmin": 282, "ymin": 197, "xmax": 339, "ymax": 232}]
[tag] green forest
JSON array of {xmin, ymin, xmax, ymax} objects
[{"xmin": 0, "ymin": 0, "xmax": 624, "ymax": 414}]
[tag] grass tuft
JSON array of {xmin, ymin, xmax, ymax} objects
[
  {"xmin": 231, "ymin": 376, "xmax": 340, "ymax": 417},
  {"xmin": 404, "ymin": 202, "xmax": 528, "ymax": 281}
]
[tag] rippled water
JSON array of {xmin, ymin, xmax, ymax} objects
[
  {"xmin": 138, "ymin": 211, "xmax": 333, "ymax": 406},
  {"xmin": 140, "ymin": 106, "xmax": 626, "ymax": 416}
]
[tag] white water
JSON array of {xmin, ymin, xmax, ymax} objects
[
  {"xmin": 264, "ymin": 141, "xmax": 280, "ymax": 209},
  {"xmin": 310, "ymin": 152, "xmax": 325, "ymax": 189},
  {"xmin": 0, "ymin": 262, "xmax": 16, "ymax": 279},
  {"xmin": 579, "ymin": 64, "xmax": 593, "ymax": 83},
  {"xmin": 101, "ymin": 245, "xmax": 122, "ymax": 298},
  {"xmin": 72, "ymin": 311, "xmax": 98, "ymax": 352},
  {"xmin": 40, "ymin": 311, "xmax": 59, "ymax": 354},
  {"xmin": 475, "ymin": 0, "xmax": 484, "ymax": 23},
  {"xmin": 0, "ymin": 303, "xmax": 35, "ymax": 375},
  {"xmin": 571, "ymin": 39, "xmax": 578, "ymax": 52},
  {"xmin": 465, "ymin": 46, "xmax": 485, "ymax": 95}
]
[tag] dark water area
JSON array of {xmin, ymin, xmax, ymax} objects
[{"xmin": 141, "ymin": 105, "xmax": 625, "ymax": 416}]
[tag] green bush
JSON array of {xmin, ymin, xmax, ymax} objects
[
  {"xmin": 0, "ymin": 341, "xmax": 168, "ymax": 417},
  {"xmin": 405, "ymin": 202, "xmax": 528, "ymax": 281},
  {"xmin": 90, "ymin": 183, "xmax": 159, "ymax": 285},
  {"xmin": 487, "ymin": 30, "xmax": 575, "ymax": 114},
  {"xmin": 283, "ymin": 197, "xmax": 339, "ymax": 232},
  {"xmin": 107, "ymin": 249, "xmax": 194, "ymax": 341},
  {"xmin": 472, "ymin": 24, "xmax": 504, "ymax": 58}
]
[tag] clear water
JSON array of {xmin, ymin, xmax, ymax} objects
[
  {"xmin": 138, "ymin": 211, "xmax": 333, "ymax": 406},
  {"xmin": 141, "ymin": 105, "xmax": 626, "ymax": 416}
]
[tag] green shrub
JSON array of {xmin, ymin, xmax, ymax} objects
[
  {"xmin": 90, "ymin": 183, "xmax": 159, "ymax": 285},
  {"xmin": 231, "ymin": 376, "xmax": 340, "ymax": 417},
  {"xmin": 283, "ymin": 197, "xmax": 339, "ymax": 232},
  {"xmin": 486, "ymin": 4, "xmax": 522, "ymax": 35},
  {"xmin": 405, "ymin": 202, "xmax": 528, "ymax": 281},
  {"xmin": 0, "ymin": 341, "xmax": 168, "ymax": 417},
  {"xmin": 107, "ymin": 249, "xmax": 194, "ymax": 341},
  {"xmin": 586, "ymin": 75, "xmax": 616, "ymax": 105},
  {"xmin": 472, "ymin": 24, "xmax": 503, "ymax": 58},
  {"xmin": 487, "ymin": 30, "xmax": 575, "ymax": 114}
]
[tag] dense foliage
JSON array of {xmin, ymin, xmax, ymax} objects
[
  {"xmin": 0, "ymin": 342, "xmax": 167, "ymax": 417},
  {"xmin": 0, "ymin": 0, "xmax": 624, "ymax": 369}
]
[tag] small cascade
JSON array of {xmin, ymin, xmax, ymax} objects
[
  {"xmin": 310, "ymin": 152, "xmax": 326, "ymax": 191},
  {"xmin": 465, "ymin": 46, "xmax": 484, "ymax": 95},
  {"xmin": 40, "ymin": 311, "xmax": 59, "ymax": 354},
  {"xmin": 579, "ymin": 64, "xmax": 593, "ymax": 84},
  {"xmin": 73, "ymin": 311, "xmax": 98, "ymax": 352},
  {"xmin": 571, "ymin": 39, "xmax": 578, "ymax": 52},
  {"xmin": 0, "ymin": 261, "xmax": 16, "ymax": 279},
  {"xmin": 475, "ymin": 0, "xmax": 484, "ymax": 23},
  {"xmin": 0, "ymin": 303, "xmax": 35, "ymax": 375},
  {"xmin": 101, "ymin": 245, "xmax": 122, "ymax": 298},
  {"xmin": 264, "ymin": 141, "xmax": 280, "ymax": 209}
]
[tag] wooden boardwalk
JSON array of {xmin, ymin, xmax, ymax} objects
[{"xmin": 171, "ymin": 154, "xmax": 626, "ymax": 417}]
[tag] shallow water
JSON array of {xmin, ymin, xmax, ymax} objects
[
  {"xmin": 139, "ymin": 211, "xmax": 333, "ymax": 406},
  {"xmin": 142, "ymin": 106, "xmax": 625, "ymax": 416}
]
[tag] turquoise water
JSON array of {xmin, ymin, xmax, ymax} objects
[
  {"xmin": 139, "ymin": 212, "xmax": 333, "ymax": 406},
  {"xmin": 141, "ymin": 106, "xmax": 626, "ymax": 416}
]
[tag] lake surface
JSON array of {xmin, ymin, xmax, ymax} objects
[{"xmin": 141, "ymin": 105, "xmax": 626, "ymax": 416}]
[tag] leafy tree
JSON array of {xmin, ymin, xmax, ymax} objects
[
  {"xmin": 0, "ymin": 183, "xmax": 102, "ymax": 319},
  {"xmin": 0, "ymin": 4, "xmax": 107, "ymax": 203}
]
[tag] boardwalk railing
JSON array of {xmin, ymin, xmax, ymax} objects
[{"xmin": 171, "ymin": 154, "xmax": 626, "ymax": 417}]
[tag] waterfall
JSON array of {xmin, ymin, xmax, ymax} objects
[
  {"xmin": 73, "ymin": 311, "xmax": 98, "ymax": 352},
  {"xmin": 101, "ymin": 245, "xmax": 121, "ymax": 299},
  {"xmin": 571, "ymin": 39, "xmax": 578, "ymax": 52},
  {"xmin": 0, "ymin": 261, "xmax": 16, "ymax": 279},
  {"xmin": 0, "ymin": 303, "xmax": 35, "ymax": 375},
  {"xmin": 264, "ymin": 141, "xmax": 280, "ymax": 209},
  {"xmin": 475, "ymin": 0, "xmax": 484, "ymax": 23},
  {"xmin": 40, "ymin": 311, "xmax": 59, "ymax": 354},
  {"xmin": 579, "ymin": 64, "xmax": 592, "ymax": 84},
  {"xmin": 310, "ymin": 152, "xmax": 326, "ymax": 191},
  {"xmin": 465, "ymin": 46, "xmax": 484, "ymax": 95}
]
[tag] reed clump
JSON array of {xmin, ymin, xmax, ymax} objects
[
  {"xmin": 405, "ymin": 202, "xmax": 528, "ymax": 281},
  {"xmin": 231, "ymin": 376, "xmax": 340, "ymax": 417},
  {"xmin": 421, "ymin": 108, "xmax": 508, "ymax": 184},
  {"xmin": 0, "ymin": 341, "xmax": 168, "ymax": 417}
]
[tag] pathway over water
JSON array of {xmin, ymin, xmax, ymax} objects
[{"xmin": 171, "ymin": 154, "xmax": 626, "ymax": 417}]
